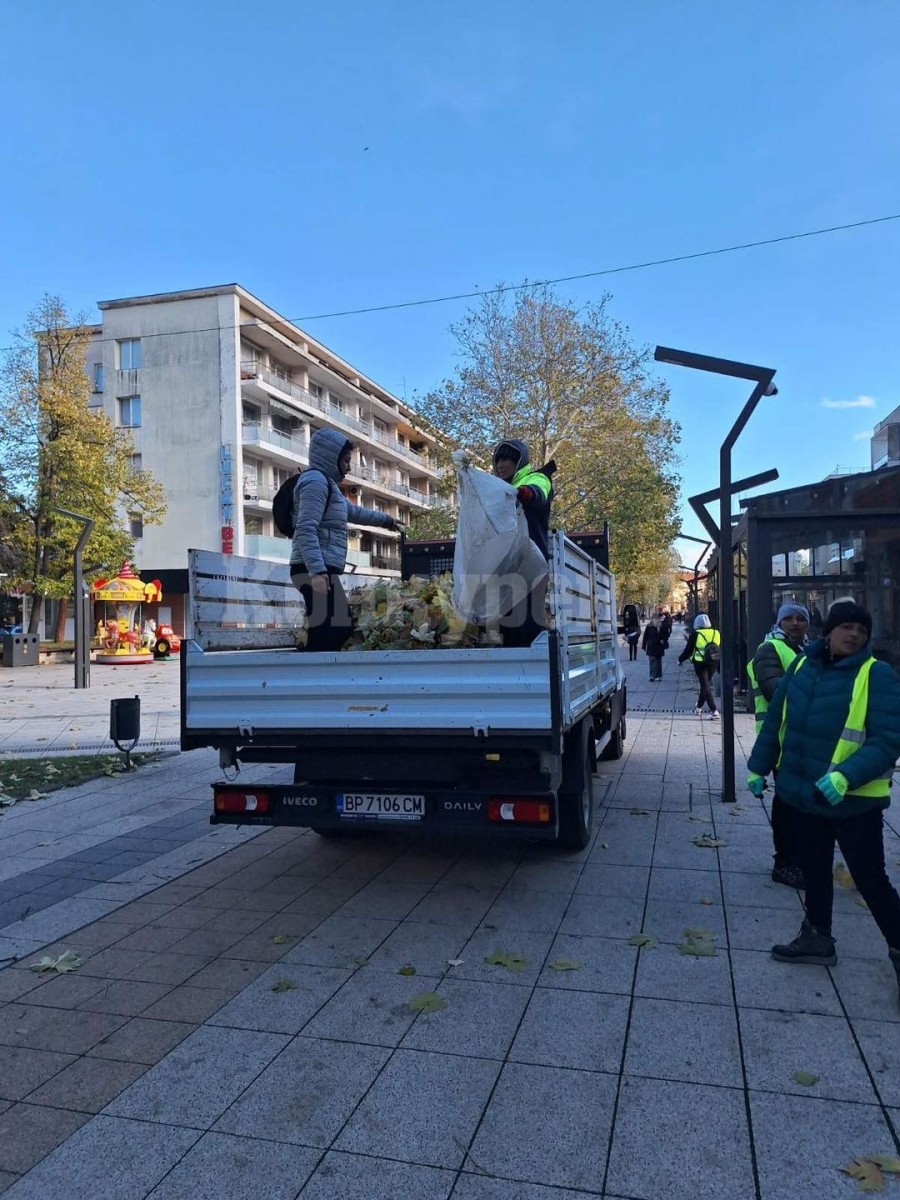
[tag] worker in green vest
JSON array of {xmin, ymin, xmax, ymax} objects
[
  {"xmin": 492, "ymin": 439, "xmax": 553, "ymax": 647},
  {"xmin": 746, "ymin": 602, "xmax": 810, "ymax": 889},
  {"xmin": 747, "ymin": 600, "xmax": 900, "ymax": 1003}
]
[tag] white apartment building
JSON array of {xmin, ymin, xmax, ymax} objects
[{"xmin": 85, "ymin": 285, "xmax": 440, "ymax": 593}]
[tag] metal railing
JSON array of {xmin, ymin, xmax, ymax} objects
[
  {"xmin": 241, "ymin": 360, "xmax": 432, "ymax": 468},
  {"xmin": 370, "ymin": 553, "xmax": 402, "ymax": 572},
  {"xmin": 244, "ymin": 534, "xmax": 290, "ymax": 561},
  {"xmin": 241, "ymin": 482, "xmax": 277, "ymax": 503},
  {"xmin": 241, "ymin": 422, "xmax": 309, "ymax": 459}
]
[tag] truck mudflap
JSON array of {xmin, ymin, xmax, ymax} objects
[{"xmin": 210, "ymin": 781, "xmax": 561, "ymax": 841}]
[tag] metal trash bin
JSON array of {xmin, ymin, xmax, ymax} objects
[{"xmin": 0, "ymin": 633, "xmax": 40, "ymax": 668}]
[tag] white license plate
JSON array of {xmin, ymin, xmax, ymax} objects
[{"xmin": 338, "ymin": 793, "xmax": 425, "ymax": 820}]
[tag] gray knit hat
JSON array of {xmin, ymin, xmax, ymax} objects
[{"xmin": 776, "ymin": 602, "xmax": 810, "ymax": 625}]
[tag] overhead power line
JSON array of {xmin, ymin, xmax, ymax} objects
[
  {"xmin": 1, "ymin": 212, "xmax": 898, "ymax": 355},
  {"xmin": 295, "ymin": 212, "xmax": 900, "ymax": 320}
]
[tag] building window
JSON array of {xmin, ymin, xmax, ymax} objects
[
  {"xmin": 128, "ymin": 453, "xmax": 142, "ymax": 471},
  {"xmin": 242, "ymin": 404, "xmax": 260, "ymax": 424},
  {"xmin": 118, "ymin": 396, "xmax": 141, "ymax": 427},
  {"xmin": 117, "ymin": 339, "xmax": 142, "ymax": 370},
  {"xmin": 92, "ymin": 363, "xmax": 104, "ymax": 393},
  {"xmin": 245, "ymin": 516, "xmax": 263, "ymax": 535},
  {"xmin": 129, "ymin": 513, "xmax": 144, "ymax": 538},
  {"xmin": 308, "ymin": 382, "xmax": 323, "ymax": 399}
]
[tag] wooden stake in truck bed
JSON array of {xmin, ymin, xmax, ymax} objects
[{"xmin": 180, "ymin": 531, "xmax": 627, "ymax": 849}]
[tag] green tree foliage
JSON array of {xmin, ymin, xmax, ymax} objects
[
  {"xmin": 409, "ymin": 284, "xmax": 681, "ymax": 592},
  {"xmin": 0, "ymin": 296, "xmax": 167, "ymax": 632}
]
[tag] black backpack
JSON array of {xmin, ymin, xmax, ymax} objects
[
  {"xmin": 702, "ymin": 636, "xmax": 720, "ymax": 673},
  {"xmin": 272, "ymin": 470, "xmax": 337, "ymax": 539}
]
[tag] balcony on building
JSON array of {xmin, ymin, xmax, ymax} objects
[
  {"xmin": 244, "ymin": 533, "xmax": 291, "ymax": 561},
  {"xmin": 240, "ymin": 360, "xmax": 437, "ymax": 475},
  {"xmin": 242, "ymin": 481, "xmax": 276, "ymax": 511},
  {"xmin": 871, "ymin": 405, "xmax": 900, "ymax": 471},
  {"xmin": 241, "ymin": 420, "xmax": 310, "ymax": 467}
]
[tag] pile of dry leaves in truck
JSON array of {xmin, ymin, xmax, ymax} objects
[{"xmin": 340, "ymin": 574, "xmax": 501, "ymax": 651}]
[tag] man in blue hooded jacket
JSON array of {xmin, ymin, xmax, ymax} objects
[
  {"xmin": 290, "ymin": 427, "xmax": 398, "ymax": 651},
  {"xmin": 747, "ymin": 600, "xmax": 900, "ymax": 1002}
]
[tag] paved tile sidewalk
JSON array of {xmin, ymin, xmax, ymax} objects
[
  {"xmin": 0, "ymin": 660, "xmax": 181, "ymax": 755},
  {"xmin": 0, "ymin": 640, "xmax": 899, "ymax": 1197}
]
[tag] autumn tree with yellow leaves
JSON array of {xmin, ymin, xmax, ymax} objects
[
  {"xmin": 0, "ymin": 296, "xmax": 167, "ymax": 636},
  {"xmin": 409, "ymin": 284, "xmax": 681, "ymax": 599}
]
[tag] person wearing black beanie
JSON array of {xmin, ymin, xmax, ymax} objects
[
  {"xmin": 747, "ymin": 598, "xmax": 900, "ymax": 1006},
  {"xmin": 823, "ymin": 599, "xmax": 873, "ymax": 640}
]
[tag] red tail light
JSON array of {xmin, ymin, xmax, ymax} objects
[
  {"xmin": 215, "ymin": 790, "xmax": 271, "ymax": 814},
  {"xmin": 487, "ymin": 799, "xmax": 552, "ymax": 824}
]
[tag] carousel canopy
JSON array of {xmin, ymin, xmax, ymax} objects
[{"xmin": 90, "ymin": 562, "xmax": 162, "ymax": 604}]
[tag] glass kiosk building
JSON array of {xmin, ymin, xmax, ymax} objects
[{"xmin": 704, "ymin": 465, "xmax": 900, "ymax": 692}]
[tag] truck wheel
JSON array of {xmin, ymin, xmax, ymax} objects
[
  {"xmin": 601, "ymin": 716, "xmax": 626, "ymax": 761},
  {"xmin": 153, "ymin": 639, "xmax": 169, "ymax": 659},
  {"xmin": 557, "ymin": 718, "xmax": 594, "ymax": 850}
]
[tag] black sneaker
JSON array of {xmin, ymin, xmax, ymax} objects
[
  {"xmin": 771, "ymin": 920, "xmax": 836, "ymax": 966},
  {"xmin": 771, "ymin": 864, "xmax": 806, "ymax": 890}
]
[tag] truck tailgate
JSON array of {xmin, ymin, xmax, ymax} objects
[{"xmin": 182, "ymin": 641, "xmax": 554, "ymax": 737}]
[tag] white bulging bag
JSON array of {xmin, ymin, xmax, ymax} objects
[{"xmin": 451, "ymin": 466, "xmax": 549, "ymax": 624}]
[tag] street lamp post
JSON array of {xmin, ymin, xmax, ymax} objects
[
  {"xmin": 655, "ymin": 347, "xmax": 777, "ymax": 803},
  {"xmin": 54, "ymin": 509, "xmax": 94, "ymax": 690}
]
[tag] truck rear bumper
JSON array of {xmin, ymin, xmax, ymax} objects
[{"xmin": 210, "ymin": 781, "xmax": 561, "ymax": 842}]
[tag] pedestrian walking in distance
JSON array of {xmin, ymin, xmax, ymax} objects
[
  {"xmin": 679, "ymin": 614, "xmax": 720, "ymax": 719},
  {"xmin": 642, "ymin": 617, "xmax": 664, "ymax": 682},
  {"xmin": 747, "ymin": 599, "xmax": 900, "ymax": 1003},
  {"xmin": 625, "ymin": 615, "xmax": 640, "ymax": 662},
  {"xmin": 747, "ymin": 601, "xmax": 810, "ymax": 889}
]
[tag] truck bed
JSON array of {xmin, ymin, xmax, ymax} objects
[{"xmin": 181, "ymin": 534, "xmax": 620, "ymax": 751}]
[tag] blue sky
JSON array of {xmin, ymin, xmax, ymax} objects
[{"xmin": 2, "ymin": 1, "xmax": 898, "ymax": 556}]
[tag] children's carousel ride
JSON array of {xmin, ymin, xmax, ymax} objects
[{"xmin": 91, "ymin": 563, "xmax": 163, "ymax": 665}]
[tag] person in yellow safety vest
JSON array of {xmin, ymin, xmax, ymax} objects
[
  {"xmin": 746, "ymin": 602, "xmax": 810, "ymax": 890},
  {"xmin": 678, "ymin": 614, "xmax": 721, "ymax": 719},
  {"xmin": 492, "ymin": 439, "xmax": 553, "ymax": 648},
  {"xmin": 747, "ymin": 600, "xmax": 900, "ymax": 1003}
]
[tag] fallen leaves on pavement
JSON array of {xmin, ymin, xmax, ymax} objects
[
  {"xmin": 398, "ymin": 964, "xmax": 417, "ymax": 976},
  {"xmin": 840, "ymin": 1155, "xmax": 900, "ymax": 1192},
  {"xmin": 484, "ymin": 950, "xmax": 529, "ymax": 972},
  {"xmin": 548, "ymin": 958, "xmax": 583, "ymax": 971},
  {"xmin": 691, "ymin": 836, "xmax": 726, "ymax": 849},
  {"xmin": 270, "ymin": 979, "xmax": 297, "ymax": 993},
  {"xmin": 676, "ymin": 929, "xmax": 718, "ymax": 957},
  {"xmin": 834, "ymin": 861, "xmax": 856, "ymax": 890},
  {"xmin": 792, "ymin": 1070, "xmax": 820, "ymax": 1087},
  {"xmin": 28, "ymin": 950, "xmax": 83, "ymax": 974},
  {"xmin": 407, "ymin": 991, "xmax": 447, "ymax": 1013},
  {"xmin": 627, "ymin": 933, "xmax": 659, "ymax": 949}
]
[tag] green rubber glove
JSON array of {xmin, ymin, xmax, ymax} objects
[
  {"xmin": 747, "ymin": 773, "xmax": 766, "ymax": 798},
  {"xmin": 815, "ymin": 771, "xmax": 849, "ymax": 806}
]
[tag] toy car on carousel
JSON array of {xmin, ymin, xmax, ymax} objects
[{"xmin": 152, "ymin": 623, "xmax": 181, "ymax": 659}]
